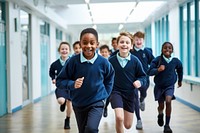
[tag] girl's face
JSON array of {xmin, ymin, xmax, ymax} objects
[
  {"xmin": 162, "ymin": 43, "xmax": 173, "ymax": 58},
  {"xmin": 134, "ymin": 36, "xmax": 144, "ymax": 48},
  {"xmin": 73, "ymin": 44, "xmax": 81, "ymax": 55},
  {"xmin": 80, "ymin": 33, "xmax": 98, "ymax": 60},
  {"xmin": 59, "ymin": 44, "xmax": 70, "ymax": 59},
  {"xmin": 100, "ymin": 48, "xmax": 110, "ymax": 58},
  {"xmin": 118, "ymin": 35, "xmax": 132, "ymax": 57}
]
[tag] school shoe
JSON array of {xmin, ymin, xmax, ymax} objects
[
  {"xmin": 139, "ymin": 100, "xmax": 145, "ymax": 111},
  {"xmin": 157, "ymin": 113, "xmax": 164, "ymax": 127},
  {"xmin": 60, "ymin": 100, "xmax": 66, "ymax": 112},
  {"xmin": 163, "ymin": 125, "xmax": 172, "ymax": 133},
  {"xmin": 64, "ymin": 117, "xmax": 70, "ymax": 129},
  {"xmin": 136, "ymin": 120, "xmax": 143, "ymax": 130},
  {"xmin": 103, "ymin": 108, "xmax": 108, "ymax": 117}
]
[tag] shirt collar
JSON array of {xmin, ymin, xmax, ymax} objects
[
  {"xmin": 116, "ymin": 52, "xmax": 131, "ymax": 61},
  {"xmin": 80, "ymin": 52, "xmax": 98, "ymax": 64},
  {"xmin": 134, "ymin": 46, "xmax": 144, "ymax": 51},
  {"xmin": 163, "ymin": 55, "xmax": 173, "ymax": 63},
  {"xmin": 59, "ymin": 57, "xmax": 67, "ymax": 66}
]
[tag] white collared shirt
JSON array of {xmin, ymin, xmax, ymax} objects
[
  {"xmin": 116, "ymin": 52, "xmax": 131, "ymax": 68},
  {"xmin": 80, "ymin": 52, "xmax": 98, "ymax": 64},
  {"xmin": 163, "ymin": 55, "xmax": 173, "ymax": 63}
]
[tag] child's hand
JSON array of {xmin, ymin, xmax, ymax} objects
[
  {"xmin": 177, "ymin": 81, "xmax": 182, "ymax": 88},
  {"xmin": 52, "ymin": 79, "xmax": 56, "ymax": 84},
  {"xmin": 158, "ymin": 65, "xmax": 165, "ymax": 72},
  {"xmin": 133, "ymin": 80, "xmax": 141, "ymax": 89},
  {"xmin": 74, "ymin": 77, "xmax": 84, "ymax": 89}
]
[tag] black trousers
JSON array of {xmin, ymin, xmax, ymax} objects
[{"xmin": 73, "ymin": 101, "xmax": 104, "ymax": 133}]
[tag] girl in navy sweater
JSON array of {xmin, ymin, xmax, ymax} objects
[
  {"xmin": 148, "ymin": 42, "xmax": 183, "ymax": 133},
  {"xmin": 56, "ymin": 28, "xmax": 115, "ymax": 133},
  {"xmin": 109, "ymin": 32, "xmax": 146, "ymax": 133},
  {"xmin": 49, "ymin": 41, "xmax": 72, "ymax": 129}
]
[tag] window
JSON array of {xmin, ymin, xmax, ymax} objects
[
  {"xmin": 154, "ymin": 15, "xmax": 169, "ymax": 56},
  {"xmin": 180, "ymin": 0, "xmax": 200, "ymax": 77}
]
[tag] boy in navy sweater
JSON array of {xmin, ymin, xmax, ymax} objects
[
  {"xmin": 49, "ymin": 41, "xmax": 72, "ymax": 129},
  {"xmin": 131, "ymin": 31, "xmax": 155, "ymax": 130},
  {"xmin": 148, "ymin": 42, "xmax": 183, "ymax": 133},
  {"xmin": 56, "ymin": 28, "xmax": 115, "ymax": 133},
  {"xmin": 109, "ymin": 31, "xmax": 146, "ymax": 133}
]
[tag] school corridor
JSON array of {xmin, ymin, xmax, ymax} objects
[
  {"xmin": 0, "ymin": 84, "xmax": 199, "ymax": 133},
  {"xmin": 0, "ymin": 0, "xmax": 200, "ymax": 133}
]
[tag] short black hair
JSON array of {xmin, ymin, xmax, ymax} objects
[{"xmin": 80, "ymin": 28, "xmax": 98, "ymax": 41}]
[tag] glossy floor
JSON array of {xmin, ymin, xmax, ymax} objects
[{"xmin": 0, "ymin": 88, "xmax": 200, "ymax": 133}]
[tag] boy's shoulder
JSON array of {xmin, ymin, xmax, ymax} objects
[
  {"xmin": 144, "ymin": 47, "xmax": 153, "ymax": 53},
  {"xmin": 130, "ymin": 54, "xmax": 141, "ymax": 62}
]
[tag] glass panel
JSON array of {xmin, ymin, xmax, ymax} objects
[
  {"xmin": 183, "ymin": 5, "xmax": 188, "ymax": 75},
  {"xmin": 20, "ymin": 10, "xmax": 30, "ymax": 102},
  {"xmin": 198, "ymin": 0, "xmax": 200, "ymax": 76},
  {"xmin": 0, "ymin": 3, "xmax": 2, "ymax": 20},
  {"xmin": 190, "ymin": 2, "xmax": 195, "ymax": 76}
]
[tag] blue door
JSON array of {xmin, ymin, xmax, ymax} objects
[
  {"xmin": 40, "ymin": 35, "xmax": 50, "ymax": 97},
  {"xmin": 0, "ymin": 21, "xmax": 7, "ymax": 116}
]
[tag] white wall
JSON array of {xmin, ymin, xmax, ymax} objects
[
  {"xmin": 30, "ymin": 14, "xmax": 42, "ymax": 101},
  {"xmin": 168, "ymin": 6, "xmax": 180, "ymax": 58},
  {"xmin": 7, "ymin": 2, "xmax": 23, "ymax": 113}
]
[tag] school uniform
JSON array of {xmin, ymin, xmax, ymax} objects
[
  {"xmin": 147, "ymin": 55, "xmax": 183, "ymax": 102},
  {"xmin": 109, "ymin": 52, "xmax": 146, "ymax": 113},
  {"xmin": 130, "ymin": 46, "xmax": 155, "ymax": 99},
  {"xmin": 49, "ymin": 58, "xmax": 70, "ymax": 99},
  {"xmin": 56, "ymin": 52, "xmax": 115, "ymax": 133}
]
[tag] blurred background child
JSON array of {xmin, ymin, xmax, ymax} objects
[{"xmin": 49, "ymin": 41, "xmax": 73, "ymax": 129}]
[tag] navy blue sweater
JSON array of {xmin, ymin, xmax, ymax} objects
[
  {"xmin": 130, "ymin": 47, "xmax": 154, "ymax": 73},
  {"xmin": 109, "ymin": 54, "xmax": 146, "ymax": 93},
  {"xmin": 49, "ymin": 59, "xmax": 63, "ymax": 80},
  {"xmin": 56, "ymin": 54, "xmax": 115, "ymax": 107},
  {"xmin": 110, "ymin": 48, "xmax": 154, "ymax": 73},
  {"xmin": 147, "ymin": 56, "xmax": 183, "ymax": 87}
]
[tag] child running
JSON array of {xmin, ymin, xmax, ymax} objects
[
  {"xmin": 56, "ymin": 28, "xmax": 115, "ymax": 133},
  {"xmin": 109, "ymin": 31, "xmax": 146, "ymax": 133},
  {"xmin": 49, "ymin": 41, "xmax": 72, "ymax": 129},
  {"xmin": 147, "ymin": 42, "xmax": 183, "ymax": 133},
  {"xmin": 99, "ymin": 44, "xmax": 111, "ymax": 117},
  {"xmin": 131, "ymin": 31, "xmax": 155, "ymax": 129}
]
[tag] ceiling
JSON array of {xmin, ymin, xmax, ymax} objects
[{"xmin": 42, "ymin": 0, "xmax": 169, "ymax": 33}]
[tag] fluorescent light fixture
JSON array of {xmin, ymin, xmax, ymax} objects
[
  {"xmin": 118, "ymin": 24, "xmax": 123, "ymax": 30},
  {"xmin": 85, "ymin": 0, "xmax": 90, "ymax": 4},
  {"xmin": 93, "ymin": 24, "xmax": 97, "ymax": 29}
]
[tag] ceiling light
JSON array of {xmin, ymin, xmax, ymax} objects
[
  {"xmin": 85, "ymin": 0, "xmax": 90, "ymax": 4},
  {"xmin": 118, "ymin": 24, "xmax": 123, "ymax": 30},
  {"xmin": 93, "ymin": 24, "xmax": 97, "ymax": 29}
]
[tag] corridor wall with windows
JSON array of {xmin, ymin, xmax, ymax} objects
[
  {"xmin": 144, "ymin": 0, "xmax": 200, "ymax": 111},
  {"xmin": 0, "ymin": 0, "xmax": 199, "ymax": 117}
]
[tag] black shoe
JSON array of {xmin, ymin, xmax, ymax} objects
[
  {"xmin": 64, "ymin": 117, "xmax": 70, "ymax": 129},
  {"xmin": 60, "ymin": 100, "xmax": 66, "ymax": 112},
  {"xmin": 103, "ymin": 108, "xmax": 108, "ymax": 117},
  {"xmin": 157, "ymin": 113, "xmax": 164, "ymax": 127},
  {"xmin": 164, "ymin": 125, "xmax": 172, "ymax": 133}
]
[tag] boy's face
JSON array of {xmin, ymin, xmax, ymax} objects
[
  {"xmin": 73, "ymin": 44, "xmax": 81, "ymax": 54},
  {"xmin": 112, "ymin": 39, "xmax": 118, "ymax": 50},
  {"xmin": 118, "ymin": 35, "xmax": 132, "ymax": 57},
  {"xmin": 134, "ymin": 36, "xmax": 144, "ymax": 48},
  {"xmin": 80, "ymin": 33, "xmax": 98, "ymax": 60},
  {"xmin": 100, "ymin": 48, "xmax": 110, "ymax": 58}
]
